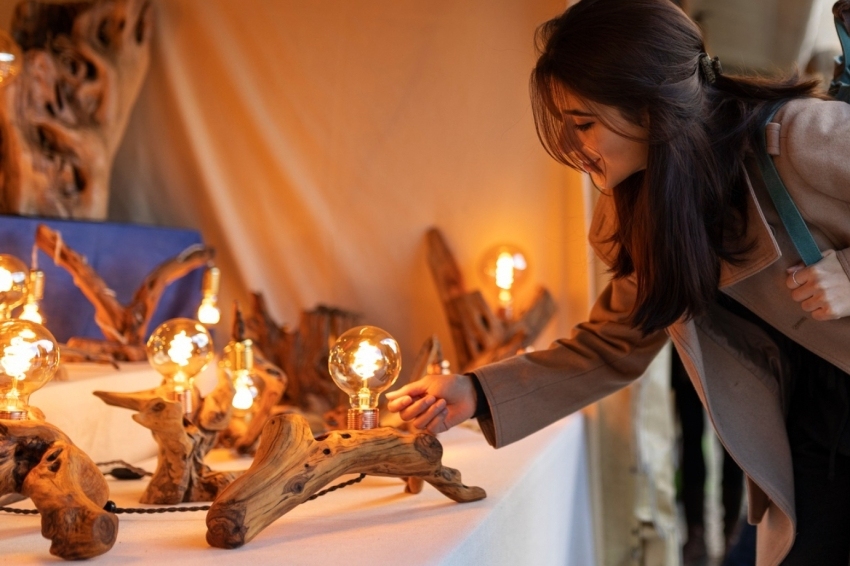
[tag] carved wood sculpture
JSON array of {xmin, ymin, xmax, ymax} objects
[
  {"xmin": 426, "ymin": 227, "xmax": 557, "ymax": 372},
  {"xmin": 35, "ymin": 223, "xmax": 214, "ymax": 361},
  {"xmin": 0, "ymin": 419, "xmax": 118, "ymax": 559},
  {"xmin": 93, "ymin": 369, "xmax": 241, "ymax": 504},
  {"xmin": 205, "ymin": 413, "xmax": 486, "ymax": 549},
  {"xmin": 0, "ymin": 0, "xmax": 153, "ymax": 218},
  {"xmin": 244, "ymin": 294, "xmax": 360, "ymax": 426},
  {"xmin": 217, "ymin": 305, "xmax": 287, "ymax": 455}
]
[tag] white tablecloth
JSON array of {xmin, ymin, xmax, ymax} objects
[{"xmin": 0, "ymin": 364, "xmax": 595, "ymax": 565}]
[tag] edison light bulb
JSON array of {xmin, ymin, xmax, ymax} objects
[
  {"xmin": 18, "ymin": 269, "xmax": 45, "ymax": 324},
  {"xmin": 0, "ymin": 254, "xmax": 28, "ymax": 320},
  {"xmin": 0, "ymin": 30, "xmax": 21, "ymax": 86},
  {"xmin": 0, "ymin": 320, "xmax": 59, "ymax": 420},
  {"xmin": 479, "ymin": 244, "xmax": 529, "ymax": 321},
  {"xmin": 146, "ymin": 318, "xmax": 213, "ymax": 415},
  {"xmin": 226, "ymin": 339, "xmax": 258, "ymax": 413},
  {"xmin": 197, "ymin": 267, "xmax": 221, "ymax": 325},
  {"xmin": 328, "ymin": 326, "xmax": 401, "ymax": 430}
]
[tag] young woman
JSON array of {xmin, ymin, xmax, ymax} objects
[{"xmin": 386, "ymin": 0, "xmax": 850, "ymax": 564}]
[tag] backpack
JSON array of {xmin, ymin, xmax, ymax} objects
[{"xmin": 752, "ymin": 0, "xmax": 850, "ymax": 267}]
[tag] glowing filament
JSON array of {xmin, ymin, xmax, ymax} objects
[
  {"xmin": 1, "ymin": 332, "xmax": 38, "ymax": 380},
  {"xmin": 232, "ymin": 372, "xmax": 257, "ymax": 411},
  {"xmin": 351, "ymin": 341, "xmax": 384, "ymax": 379},
  {"xmin": 168, "ymin": 331, "xmax": 194, "ymax": 366}
]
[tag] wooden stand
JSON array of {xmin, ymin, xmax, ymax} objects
[
  {"xmin": 35, "ymin": 224, "xmax": 214, "ymax": 362},
  {"xmin": 205, "ymin": 414, "xmax": 486, "ymax": 549},
  {"xmin": 426, "ymin": 228, "xmax": 557, "ymax": 372},
  {"xmin": 93, "ymin": 369, "xmax": 241, "ymax": 504},
  {"xmin": 0, "ymin": 419, "xmax": 118, "ymax": 560}
]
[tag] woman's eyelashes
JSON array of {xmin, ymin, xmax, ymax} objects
[{"xmin": 574, "ymin": 121, "xmax": 594, "ymax": 132}]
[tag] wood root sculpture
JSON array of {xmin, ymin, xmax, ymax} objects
[
  {"xmin": 244, "ymin": 294, "xmax": 360, "ymax": 425},
  {"xmin": 426, "ymin": 227, "xmax": 557, "ymax": 372},
  {"xmin": 206, "ymin": 414, "xmax": 486, "ymax": 549},
  {"xmin": 36, "ymin": 223, "xmax": 214, "ymax": 361},
  {"xmin": 1, "ymin": 0, "xmax": 153, "ymax": 219},
  {"xmin": 93, "ymin": 368, "xmax": 241, "ymax": 504},
  {"xmin": 0, "ymin": 419, "xmax": 118, "ymax": 559}
]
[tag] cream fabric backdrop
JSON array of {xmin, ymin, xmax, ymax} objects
[{"xmin": 87, "ymin": 0, "xmax": 590, "ymax": 368}]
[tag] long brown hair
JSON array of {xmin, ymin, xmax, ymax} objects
[{"xmin": 531, "ymin": 0, "xmax": 823, "ymax": 334}]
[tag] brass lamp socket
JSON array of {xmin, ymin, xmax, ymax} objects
[
  {"xmin": 28, "ymin": 270, "xmax": 45, "ymax": 301},
  {"xmin": 347, "ymin": 408, "xmax": 379, "ymax": 430},
  {"xmin": 202, "ymin": 266, "xmax": 221, "ymax": 296},
  {"xmin": 170, "ymin": 389, "xmax": 194, "ymax": 415},
  {"xmin": 0, "ymin": 409, "xmax": 27, "ymax": 420},
  {"xmin": 227, "ymin": 339, "xmax": 254, "ymax": 372}
]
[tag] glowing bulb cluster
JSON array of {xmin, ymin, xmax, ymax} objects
[
  {"xmin": 328, "ymin": 326, "xmax": 401, "ymax": 430},
  {"xmin": 197, "ymin": 267, "xmax": 221, "ymax": 325},
  {"xmin": 479, "ymin": 244, "xmax": 529, "ymax": 320},
  {"xmin": 0, "ymin": 320, "xmax": 59, "ymax": 420},
  {"xmin": 146, "ymin": 318, "xmax": 213, "ymax": 414}
]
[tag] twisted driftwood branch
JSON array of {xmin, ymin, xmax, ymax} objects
[
  {"xmin": 93, "ymin": 369, "xmax": 241, "ymax": 504},
  {"xmin": 0, "ymin": 419, "xmax": 118, "ymax": 559},
  {"xmin": 206, "ymin": 414, "xmax": 486, "ymax": 549},
  {"xmin": 35, "ymin": 224, "xmax": 214, "ymax": 360}
]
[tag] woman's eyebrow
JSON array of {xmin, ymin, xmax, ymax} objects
[{"xmin": 562, "ymin": 109, "xmax": 596, "ymax": 117}]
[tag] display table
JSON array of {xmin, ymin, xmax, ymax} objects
[{"xmin": 0, "ymin": 364, "xmax": 595, "ymax": 565}]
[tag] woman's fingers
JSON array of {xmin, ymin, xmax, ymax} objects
[
  {"xmin": 385, "ymin": 381, "xmax": 428, "ymax": 401},
  {"xmin": 411, "ymin": 398, "xmax": 447, "ymax": 430},
  {"xmin": 398, "ymin": 395, "xmax": 438, "ymax": 421}
]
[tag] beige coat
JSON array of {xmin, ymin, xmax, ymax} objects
[{"xmin": 474, "ymin": 97, "xmax": 850, "ymax": 566}]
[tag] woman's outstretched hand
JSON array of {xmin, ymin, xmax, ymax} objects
[
  {"xmin": 786, "ymin": 249, "xmax": 850, "ymax": 320},
  {"xmin": 385, "ymin": 373, "xmax": 478, "ymax": 434}
]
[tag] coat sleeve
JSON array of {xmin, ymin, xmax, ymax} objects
[
  {"xmin": 472, "ymin": 194, "xmax": 668, "ymax": 448},
  {"xmin": 776, "ymin": 98, "xmax": 850, "ymax": 277}
]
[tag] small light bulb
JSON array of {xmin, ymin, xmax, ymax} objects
[
  {"xmin": 0, "ymin": 255, "xmax": 28, "ymax": 320},
  {"xmin": 479, "ymin": 244, "xmax": 529, "ymax": 321},
  {"xmin": 0, "ymin": 320, "xmax": 59, "ymax": 420},
  {"xmin": 328, "ymin": 326, "xmax": 401, "ymax": 430},
  {"xmin": 146, "ymin": 318, "xmax": 213, "ymax": 415},
  {"xmin": 197, "ymin": 266, "xmax": 221, "ymax": 326},
  {"xmin": 18, "ymin": 270, "xmax": 45, "ymax": 325},
  {"xmin": 225, "ymin": 339, "xmax": 258, "ymax": 413}
]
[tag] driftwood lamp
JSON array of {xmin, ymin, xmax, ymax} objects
[
  {"xmin": 0, "ymin": 319, "xmax": 118, "ymax": 559},
  {"xmin": 94, "ymin": 318, "xmax": 240, "ymax": 504},
  {"xmin": 206, "ymin": 325, "xmax": 486, "ymax": 549}
]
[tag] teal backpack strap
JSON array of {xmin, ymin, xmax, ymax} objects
[
  {"xmin": 752, "ymin": 103, "xmax": 823, "ymax": 266},
  {"xmin": 830, "ymin": 13, "xmax": 850, "ymax": 102}
]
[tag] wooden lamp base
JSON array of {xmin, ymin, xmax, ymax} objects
[
  {"xmin": 0, "ymin": 418, "xmax": 118, "ymax": 560},
  {"xmin": 206, "ymin": 414, "xmax": 487, "ymax": 549}
]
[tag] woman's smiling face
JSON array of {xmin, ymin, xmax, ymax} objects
[{"xmin": 560, "ymin": 92, "xmax": 649, "ymax": 190}]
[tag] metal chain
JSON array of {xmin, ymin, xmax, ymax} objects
[{"xmin": 0, "ymin": 473, "xmax": 367, "ymax": 516}]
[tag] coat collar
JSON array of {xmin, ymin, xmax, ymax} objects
[{"xmin": 717, "ymin": 167, "xmax": 781, "ymax": 289}]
